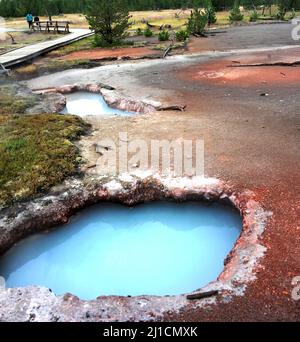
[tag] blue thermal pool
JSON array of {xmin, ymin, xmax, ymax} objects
[
  {"xmin": 0, "ymin": 202, "xmax": 242, "ymax": 300},
  {"xmin": 61, "ymin": 91, "xmax": 134, "ymax": 117}
]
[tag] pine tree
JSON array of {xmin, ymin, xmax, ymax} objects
[
  {"xmin": 86, "ymin": 0, "xmax": 131, "ymax": 46},
  {"xmin": 204, "ymin": 0, "xmax": 217, "ymax": 27},
  {"xmin": 187, "ymin": 8, "xmax": 207, "ymax": 36},
  {"xmin": 277, "ymin": 0, "xmax": 289, "ymax": 20},
  {"xmin": 229, "ymin": 0, "xmax": 244, "ymax": 22}
]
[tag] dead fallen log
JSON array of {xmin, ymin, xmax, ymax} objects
[
  {"xmin": 92, "ymin": 56, "xmax": 118, "ymax": 63},
  {"xmin": 7, "ymin": 33, "xmax": 16, "ymax": 44},
  {"xmin": 193, "ymin": 33, "xmax": 207, "ymax": 38},
  {"xmin": 121, "ymin": 54, "xmax": 161, "ymax": 61},
  {"xmin": 163, "ymin": 45, "xmax": 173, "ymax": 59},
  {"xmin": 86, "ymin": 164, "xmax": 97, "ymax": 169},
  {"xmin": 187, "ymin": 290, "xmax": 219, "ymax": 300},
  {"xmin": 160, "ymin": 24, "xmax": 172, "ymax": 30},
  {"xmin": 206, "ymin": 30, "xmax": 227, "ymax": 35},
  {"xmin": 98, "ymin": 83, "xmax": 115, "ymax": 91},
  {"xmin": 158, "ymin": 105, "xmax": 186, "ymax": 112},
  {"xmin": 228, "ymin": 61, "xmax": 300, "ymax": 68},
  {"xmin": 146, "ymin": 21, "xmax": 158, "ymax": 28}
]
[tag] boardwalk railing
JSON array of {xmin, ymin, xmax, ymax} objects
[
  {"xmin": 0, "ymin": 28, "xmax": 93, "ymax": 68},
  {"xmin": 33, "ymin": 21, "xmax": 70, "ymax": 34}
]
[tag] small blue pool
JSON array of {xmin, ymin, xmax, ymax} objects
[
  {"xmin": 0, "ymin": 202, "xmax": 242, "ymax": 299},
  {"xmin": 61, "ymin": 91, "xmax": 134, "ymax": 117}
]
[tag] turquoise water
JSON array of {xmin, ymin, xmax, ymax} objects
[
  {"xmin": 61, "ymin": 91, "xmax": 134, "ymax": 117},
  {"xmin": 0, "ymin": 202, "xmax": 241, "ymax": 299}
]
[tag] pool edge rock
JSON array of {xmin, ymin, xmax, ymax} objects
[
  {"xmin": 0, "ymin": 174, "xmax": 272, "ymax": 322},
  {"xmin": 32, "ymin": 82, "xmax": 186, "ymax": 115},
  {"xmin": 32, "ymin": 83, "xmax": 162, "ymax": 115}
]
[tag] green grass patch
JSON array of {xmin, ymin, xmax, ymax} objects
[
  {"xmin": 152, "ymin": 42, "xmax": 185, "ymax": 51},
  {"xmin": 47, "ymin": 35, "xmax": 138, "ymax": 56},
  {"xmin": 13, "ymin": 59, "xmax": 100, "ymax": 80},
  {"xmin": 0, "ymin": 114, "xmax": 90, "ymax": 208},
  {"xmin": 47, "ymin": 36, "xmax": 96, "ymax": 57},
  {"xmin": 46, "ymin": 58, "xmax": 96, "ymax": 70}
]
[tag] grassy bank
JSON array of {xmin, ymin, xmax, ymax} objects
[
  {"xmin": 0, "ymin": 114, "xmax": 90, "ymax": 208},
  {"xmin": 0, "ymin": 87, "xmax": 90, "ymax": 208}
]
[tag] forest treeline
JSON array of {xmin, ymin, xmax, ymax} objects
[{"xmin": 0, "ymin": 0, "xmax": 299, "ymax": 17}]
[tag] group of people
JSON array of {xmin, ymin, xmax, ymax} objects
[
  {"xmin": 26, "ymin": 13, "xmax": 54, "ymax": 30},
  {"xmin": 25, "ymin": 13, "xmax": 40, "ymax": 29}
]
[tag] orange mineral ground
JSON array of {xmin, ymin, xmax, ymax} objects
[
  {"xmin": 61, "ymin": 46, "xmax": 159, "ymax": 61},
  {"xmin": 179, "ymin": 49, "xmax": 300, "ymax": 88}
]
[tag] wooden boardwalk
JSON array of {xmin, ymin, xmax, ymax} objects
[{"xmin": 0, "ymin": 28, "xmax": 92, "ymax": 68}]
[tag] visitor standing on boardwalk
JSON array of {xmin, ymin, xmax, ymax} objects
[{"xmin": 26, "ymin": 13, "xmax": 33, "ymax": 29}]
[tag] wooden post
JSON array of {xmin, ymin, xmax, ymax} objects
[{"xmin": 186, "ymin": 290, "xmax": 219, "ymax": 300}]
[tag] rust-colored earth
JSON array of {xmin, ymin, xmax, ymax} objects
[
  {"xmin": 179, "ymin": 54, "xmax": 300, "ymax": 87},
  {"xmin": 62, "ymin": 46, "xmax": 159, "ymax": 61}
]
